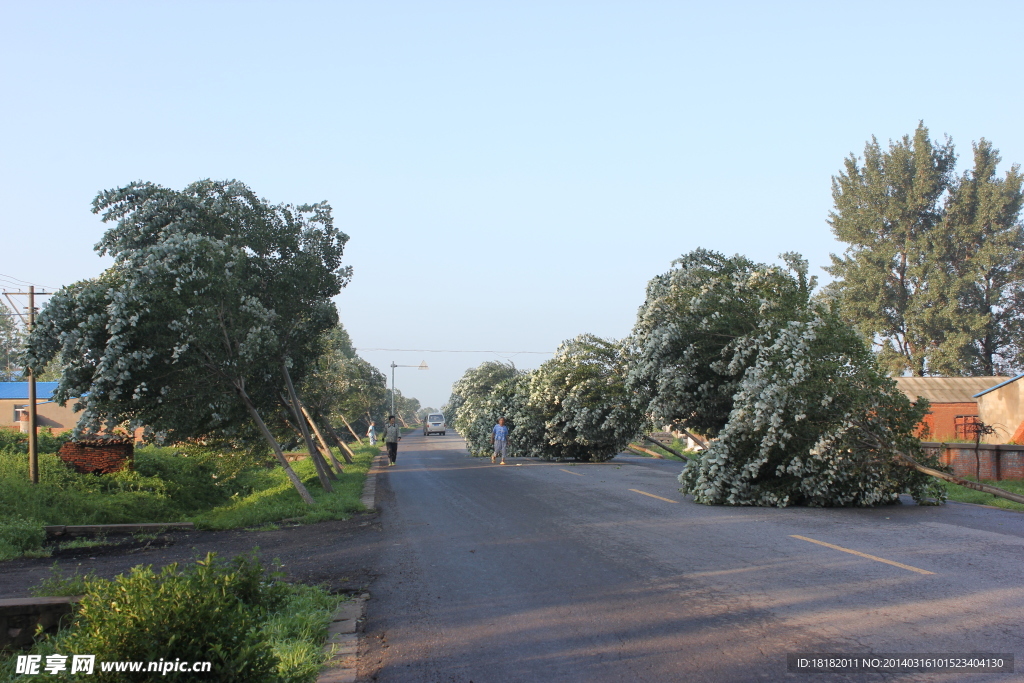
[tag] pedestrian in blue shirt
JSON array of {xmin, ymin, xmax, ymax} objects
[{"xmin": 491, "ymin": 417, "xmax": 509, "ymax": 465}]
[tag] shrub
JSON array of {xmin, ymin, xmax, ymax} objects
[
  {"xmin": 0, "ymin": 515, "xmax": 46, "ymax": 560},
  {"xmin": 38, "ymin": 552, "xmax": 284, "ymax": 682},
  {"xmin": 6, "ymin": 552, "xmax": 342, "ymax": 683}
]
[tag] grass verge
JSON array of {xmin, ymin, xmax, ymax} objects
[
  {"xmin": 940, "ymin": 477, "xmax": 1024, "ymax": 512},
  {"xmin": 0, "ymin": 442, "xmax": 379, "ymax": 560},
  {"xmin": 192, "ymin": 444, "xmax": 378, "ymax": 529}
]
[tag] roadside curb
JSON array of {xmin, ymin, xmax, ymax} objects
[
  {"xmin": 360, "ymin": 450, "xmax": 387, "ymax": 511},
  {"xmin": 317, "ymin": 594, "xmax": 368, "ymax": 683}
]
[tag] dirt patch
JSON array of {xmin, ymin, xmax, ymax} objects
[{"xmin": 0, "ymin": 513, "xmax": 385, "ymax": 599}]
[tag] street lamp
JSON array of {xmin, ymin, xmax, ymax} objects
[{"xmin": 390, "ymin": 360, "xmax": 428, "ymax": 418}]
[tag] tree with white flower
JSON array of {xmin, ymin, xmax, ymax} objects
[
  {"xmin": 678, "ymin": 308, "xmax": 946, "ymax": 506},
  {"xmin": 24, "ymin": 180, "xmax": 351, "ymax": 504},
  {"xmin": 527, "ymin": 334, "xmax": 642, "ymax": 462},
  {"xmin": 626, "ymin": 249, "xmax": 815, "ymax": 437}
]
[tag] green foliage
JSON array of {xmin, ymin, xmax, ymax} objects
[
  {"xmin": 4, "ymin": 553, "xmax": 341, "ymax": 683},
  {"xmin": 0, "ymin": 427, "xmax": 71, "ymax": 454},
  {"xmin": 679, "ymin": 310, "xmax": 947, "ymax": 506},
  {"xmin": 446, "ymin": 361, "xmax": 520, "ymax": 428},
  {"xmin": 940, "ymin": 478, "xmax": 1024, "ymax": 512},
  {"xmin": 23, "ymin": 179, "xmax": 352, "ymax": 503},
  {"xmin": 456, "ymin": 372, "xmax": 533, "ymax": 458},
  {"xmin": 28, "ymin": 553, "xmax": 283, "ymax": 682},
  {"xmin": 300, "ymin": 325, "xmax": 387, "ymax": 437},
  {"xmin": 827, "ymin": 123, "xmax": 1024, "ymax": 376},
  {"xmin": 626, "ymin": 248, "xmax": 815, "ymax": 436},
  {"xmin": 193, "ymin": 443, "xmax": 377, "ymax": 529},
  {"xmin": 0, "ymin": 313, "xmax": 23, "ymax": 381},
  {"xmin": 263, "ymin": 583, "xmax": 341, "ymax": 683},
  {"xmin": 451, "ymin": 337, "xmax": 642, "ymax": 462},
  {"xmin": 29, "ymin": 564, "xmax": 99, "ymax": 597},
  {"xmin": 0, "ymin": 515, "xmax": 46, "ymax": 560},
  {"xmin": 0, "ymin": 444, "xmax": 379, "ymax": 559},
  {"xmin": 528, "ymin": 335, "xmax": 642, "ymax": 462}
]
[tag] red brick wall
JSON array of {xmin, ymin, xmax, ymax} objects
[
  {"xmin": 57, "ymin": 439, "xmax": 133, "ymax": 474},
  {"xmin": 917, "ymin": 402, "xmax": 978, "ymax": 441},
  {"xmin": 922, "ymin": 443, "xmax": 1024, "ymax": 481}
]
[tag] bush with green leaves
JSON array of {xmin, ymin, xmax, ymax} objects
[
  {"xmin": 0, "ymin": 443, "xmax": 378, "ymax": 554},
  {"xmin": 0, "ymin": 427, "xmax": 71, "ymax": 454},
  {"xmin": 5, "ymin": 551, "xmax": 340, "ymax": 683},
  {"xmin": 0, "ymin": 515, "xmax": 46, "ymax": 560}
]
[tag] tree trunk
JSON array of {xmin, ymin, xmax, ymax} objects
[
  {"xmin": 281, "ymin": 364, "xmax": 336, "ymax": 489},
  {"xmin": 340, "ymin": 414, "xmax": 363, "ymax": 444},
  {"xmin": 628, "ymin": 443, "xmax": 664, "ymax": 458},
  {"xmin": 324, "ymin": 422, "xmax": 357, "ymax": 463},
  {"xmin": 897, "ymin": 454, "xmax": 1024, "ymax": 505},
  {"xmin": 643, "ymin": 434, "xmax": 689, "ymax": 461},
  {"xmin": 301, "ymin": 404, "xmax": 347, "ymax": 473},
  {"xmin": 235, "ymin": 383, "xmax": 315, "ymax": 505}
]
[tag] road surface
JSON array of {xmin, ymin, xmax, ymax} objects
[{"xmin": 359, "ymin": 432, "xmax": 1024, "ymax": 682}]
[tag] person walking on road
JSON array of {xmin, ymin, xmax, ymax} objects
[
  {"xmin": 491, "ymin": 417, "xmax": 509, "ymax": 465},
  {"xmin": 367, "ymin": 421, "xmax": 377, "ymax": 446},
  {"xmin": 384, "ymin": 416, "xmax": 401, "ymax": 466}
]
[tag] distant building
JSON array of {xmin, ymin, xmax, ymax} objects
[
  {"xmin": 0, "ymin": 382, "xmax": 81, "ymax": 434},
  {"xmin": 974, "ymin": 374, "xmax": 1024, "ymax": 445},
  {"xmin": 893, "ymin": 376, "xmax": 1009, "ymax": 443}
]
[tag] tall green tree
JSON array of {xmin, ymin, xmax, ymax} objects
[
  {"xmin": 300, "ymin": 325, "xmax": 388, "ymax": 436},
  {"xmin": 936, "ymin": 140, "xmax": 1024, "ymax": 375},
  {"xmin": 826, "ymin": 123, "xmax": 1024, "ymax": 376},
  {"xmin": 826, "ymin": 122, "xmax": 955, "ymax": 376}
]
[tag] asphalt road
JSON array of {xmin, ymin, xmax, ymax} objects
[{"xmin": 359, "ymin": 432, "xmax": 1024, "ymax": 683}]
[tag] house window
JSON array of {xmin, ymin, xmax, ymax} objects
[
  {"xmin": 13, "ymin": 404, "xmax": 27, "ymax": 422},
  {"xmin": 954, "ymin": 415, "xmax": 982, "ymax": 440}
]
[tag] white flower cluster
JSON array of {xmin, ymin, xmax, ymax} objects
[{"xmin": 448, "ymin": 336, "xmax": 642, "ymax": 462}]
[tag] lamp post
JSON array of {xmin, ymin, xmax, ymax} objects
[{"xmin": 390, "ymin": 360, "xmax": 428, "ymax": 418}]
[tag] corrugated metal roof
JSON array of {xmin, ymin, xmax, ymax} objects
[
  {"xmin": 0, "ymin": 382, "xmax": 60, "ymax": 400},
  {"xmin": 974, "ymin": 373, "xmax": 1024, "ymax": 398},
  {"xmin": 894, "ymin": 376, "xmax": 1009, "ymax": 404}
]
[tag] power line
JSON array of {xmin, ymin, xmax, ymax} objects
[
  {"xmin": 0, "ymin": 273, "xmax": 57, "ymax": 290},
  {"xmin": 356, "ymin": 348, "xmax": 553, "ymax": 355}
]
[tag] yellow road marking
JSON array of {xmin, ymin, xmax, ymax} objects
[
  {"xmin": 559, "ymin": 468, "xmax": 584, "ymax": 476},
  {"xmin": 629, "ymin": 488, "xmax": 679, "ymax": 504},
  {"xmin": 790, "ymin": 535, "xmax": 935, "ymax": 575}
]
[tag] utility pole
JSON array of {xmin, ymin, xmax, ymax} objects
[
  {"xmin": 3, "ymin": 287, "xmax": 54, "ymax": 484},
  {"xmin": 27, "ymin": 286, "xmax": 38, "ymax": 484}
]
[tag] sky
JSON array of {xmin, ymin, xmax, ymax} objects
[{"xmin": 3, "ymin": 0, "xmax": 1024, "ymax": 409}]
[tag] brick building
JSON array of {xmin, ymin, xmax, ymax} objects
[{"xmin": 893, "ymin": 376, "xmax": 1009, "ymax": 442}]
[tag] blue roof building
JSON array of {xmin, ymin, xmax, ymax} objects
[{"xmin": 0, "ymin": 382, "xmax": 60, "ymax": 401}]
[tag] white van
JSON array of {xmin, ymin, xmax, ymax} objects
[{"xmin": 423, "ymin": 413, "xmax": 446, "ymax": 436}]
